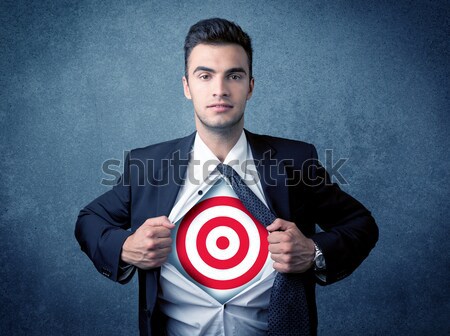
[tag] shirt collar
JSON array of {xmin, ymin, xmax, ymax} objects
[{"xmin": 192, "ymin": 131, "xmax": 249, "ymax": 183}]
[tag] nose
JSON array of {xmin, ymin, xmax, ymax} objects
[{"xmin": 212, "ymin": 78, "xmax": 229, "ymax": 97}]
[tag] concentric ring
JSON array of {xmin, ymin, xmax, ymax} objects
[{"xmin": 176, "ymin": 196, "xmax": 268, "ymax": 289}]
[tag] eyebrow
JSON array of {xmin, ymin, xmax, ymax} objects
[{"xmin": 193, "ymin": 66, "xmax": 247, "ymax": 75}]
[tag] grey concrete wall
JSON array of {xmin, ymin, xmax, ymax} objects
[{"xmin": 1, "ymin": 0, "xmax": 448, "ymax": 335}]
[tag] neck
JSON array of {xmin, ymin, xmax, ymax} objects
[{"xmin": 196, "ymin": 126, "xmax": 243, "ymax": 162}]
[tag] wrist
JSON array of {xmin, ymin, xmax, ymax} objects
[{"xmin": 120, "ymin": 235, "xmax": 134, "ymax": 265}]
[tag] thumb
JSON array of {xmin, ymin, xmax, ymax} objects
[{"xmin": 267, "ymin": 218, "xmax": 295, "ymax": 232}]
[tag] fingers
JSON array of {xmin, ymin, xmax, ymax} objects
[
  {"xmin": 142, "ymin": 216, "xmax": 175, "ymax": 229},
  {"xmin": 268, "ymin": 238, "xmax": 294, "ymax": 254},
  {"xmin": 143, "ymin": 246, "xmax": 172, "ymax": 260},
  {"xmin": 270, "ymin": 247, "xmax": 309, "ymax": 273},
  {"xmin": 121, "ymin": 216, "xmax": 176, "ymax": 269},
  {"xmin": 266, "ymin": 219, "xmax": 315, "ymax": 273},
  {"xmin": 139, "ymin": 216, "xmax": 175, "ymax": 239},
  {"xmin": 141, "ymin": 240, "xmax": 174, "ymax": 269},
  {"xmin": 267, "ymin": 231, "xmax": 291, "ymax": 244},
  {"xmin": 272, "ymin": 261, "xmax": 294, "ymax": 273},
  {"xmin": 266, "ymin": 218, "xmax": 296, "ymax": 232},
  {"xmin": 144, "ymin": 237, "xmax": 173, "ymax": 250},
  {"xmin": 143, "ymin": 225, "xmax": 173, "ymax": 239}
]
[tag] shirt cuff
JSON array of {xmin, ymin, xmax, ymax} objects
[
  {"xmin": 314, "ymin": 270, "xmax": 327, "ymax": 283},
  {"xmin": 118, "ymin": 262, "xmax": 135, "ymax": 282}
]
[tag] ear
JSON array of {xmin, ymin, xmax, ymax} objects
[
  {"xmin": 182, "ymin": 76, "xmax": 192, "ymax": 100},
  {"xmin": 246, "ymin": 77, "xmax": 255, "ymax": 100}
]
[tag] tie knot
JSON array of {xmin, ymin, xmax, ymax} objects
[{"xmin": 216, "ymin": 163, "xmax": 235, "ymax": 179}]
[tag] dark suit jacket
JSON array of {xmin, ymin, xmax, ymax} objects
[{"xmin": 75, "ymin": 129, "xmax": 378, "ymax": 336}]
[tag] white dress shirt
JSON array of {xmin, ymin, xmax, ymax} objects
[{"xmin": 159, "ymin": 131, "xmax": 276, "ymax": 336}]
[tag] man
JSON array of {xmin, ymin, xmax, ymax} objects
[{"xmin": 75, "ymin": 18, "xmax": 378, "ymax": 336}]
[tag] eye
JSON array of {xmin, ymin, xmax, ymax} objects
[
  {"xmin": 198, "ymin": 73, "xmax": 210, "ymax": 80},
  {"xmin": 228, "ymin": 74, "xmax": 242, "ymax": 80}
]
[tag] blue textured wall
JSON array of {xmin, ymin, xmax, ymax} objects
[{"xmin": 1, "ymin": 1, "xmax": 448, "ymax": 335}]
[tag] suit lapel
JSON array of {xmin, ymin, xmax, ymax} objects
[
  {"xmin": 245, "ymin": 130, "xmax": 291, "ymax": 220},
  {"xmin": 155, "ymin": 132, "xmax": 196, "ymax": 217},
  {"xmin": 153, "ymin": 130, "xmax": 291, "ymax": 220}
]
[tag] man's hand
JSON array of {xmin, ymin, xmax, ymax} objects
[
  {"xmin": 267, "ymin": 218, "xmax": 315, "ymax": 273},
  {"xmin": 121, "ymin": 216, "xmax": 175, "ymax": 270}
]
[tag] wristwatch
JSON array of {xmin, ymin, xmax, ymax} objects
[{"xmin": 313, "ymin": 243, "xmax": 326, "ymax": 271}]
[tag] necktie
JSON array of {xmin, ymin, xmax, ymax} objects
[{"xmin": 216, "ymin": 163, "xmax": 311, "ymax": 336}]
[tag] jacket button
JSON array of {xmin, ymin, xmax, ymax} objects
[{"xmin": 101, "ymin": 267, "xmax": 112, "ymax": 277}]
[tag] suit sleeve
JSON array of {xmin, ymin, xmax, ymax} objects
[
  {"xmin": 75, "ymin": 153, "xmax": 135, "ymax": 283},
  {"xmin": 305, "ymin": 145, "xmax": 379, "ymax": 285}
]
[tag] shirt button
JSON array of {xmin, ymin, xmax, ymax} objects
[{"xmin": 198, "ymin": 190, "xmax": 203, "ymax": 195}]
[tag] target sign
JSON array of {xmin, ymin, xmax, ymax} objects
[{"xmin": 176, "ymin": 196, "xmax": 269, "ymax": 290}]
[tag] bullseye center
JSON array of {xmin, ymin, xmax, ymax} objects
[{"xmin": 216, "ymin": 236, "xmax": 230, "ymax": 250}]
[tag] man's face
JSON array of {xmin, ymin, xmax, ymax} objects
[{"xmin": 183, "ymin": 43, "xmax": 254, "ymax": 133}]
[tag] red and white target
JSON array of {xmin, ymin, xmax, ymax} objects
[{"xmin": 176, "ymin": 196, "xmax": 268, "ymax": 290}]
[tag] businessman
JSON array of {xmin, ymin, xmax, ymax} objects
[{"xmin": 75, "ymin": 18, "xmax": 378, "ymax": 336}]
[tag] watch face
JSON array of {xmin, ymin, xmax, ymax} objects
[{"xmin": 315, "ymin": 255, "xmax": 326, "ymax": 269}]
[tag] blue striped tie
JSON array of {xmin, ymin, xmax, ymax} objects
[{"xmin": 217, "ymin": 163, "xmax": 311, "ymax": 336}]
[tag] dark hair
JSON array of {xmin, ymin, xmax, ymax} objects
[{"xmin": 184, "ymin": 18, "xmax": 253, "ymax": 79}]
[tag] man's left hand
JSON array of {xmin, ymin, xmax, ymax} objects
[{"xmin": 267, "ymin": 218, "xmax": 315, "ymax": 273}]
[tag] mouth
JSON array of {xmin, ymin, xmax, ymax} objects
[{"xmin": 207, "ymin": 103, "xmax": 234, "ymax": 112}]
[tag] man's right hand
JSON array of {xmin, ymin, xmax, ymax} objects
[{"xmin": 121, "ymin": 216, "xmax": 175, "ymax": 270}]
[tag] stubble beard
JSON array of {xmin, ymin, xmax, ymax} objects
[{"xmin": 195, "ymin": 110, "xmax": 245, "ymax": 134}]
